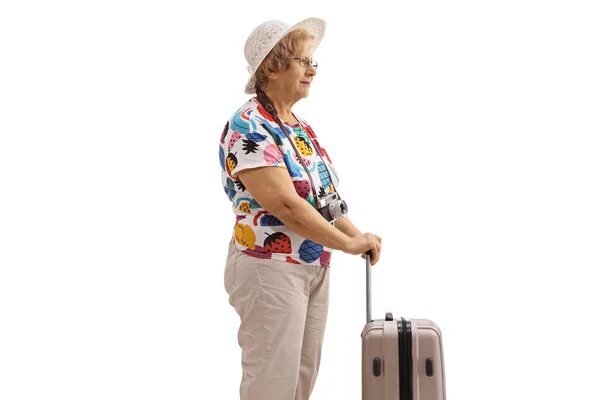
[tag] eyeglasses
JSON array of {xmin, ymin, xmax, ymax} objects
[{"xmin": 292, "ymin": 57, "xmax": 318, "ymax": 70}]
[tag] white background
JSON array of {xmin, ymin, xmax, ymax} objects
[{"xmin": 1, "ymin": 1, "xmax": 599, "ymax": 399}]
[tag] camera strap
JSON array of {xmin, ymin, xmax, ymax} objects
[{"xmin": 255, "ymin": 89, "xmax": 341, "ymax": 208}]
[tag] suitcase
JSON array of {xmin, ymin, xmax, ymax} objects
[{"xmin": 361, "ymin": 252, "xmax": 447, "ymax": 400}]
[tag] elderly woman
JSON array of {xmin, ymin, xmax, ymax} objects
[{"xmin": 219, "ymin": 17, "xmax": 382, "ymax": 400}]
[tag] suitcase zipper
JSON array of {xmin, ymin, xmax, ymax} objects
[{"xmin": 398, "ymin": 318, "xmax": 413, "ymax": 400}]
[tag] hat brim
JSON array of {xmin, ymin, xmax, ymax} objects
[{"xmin": 244, "ymin": 17, "xmax": 326, "ymax": 95}]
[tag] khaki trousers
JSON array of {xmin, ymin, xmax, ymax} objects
[{"xmin": 224, "ymin": 241, "xmax": 330, "ymax": 400}]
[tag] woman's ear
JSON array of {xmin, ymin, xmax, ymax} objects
[{"xmin": 263, "ymin": 65, "xmax": 277, "ymax": 80}]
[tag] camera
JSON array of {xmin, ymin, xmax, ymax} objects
[{"xmin": 317, "ymin": 192, "xmax": 348, "ymax": 223}]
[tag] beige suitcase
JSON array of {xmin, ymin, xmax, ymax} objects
[{"xmin": 361, "ymin": 253, "xmax": 447, "ymax": 400}]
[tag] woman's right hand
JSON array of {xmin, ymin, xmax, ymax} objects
[{"xmin": 344, "ymin": 233, "xmax": 382, "ymax": 265}]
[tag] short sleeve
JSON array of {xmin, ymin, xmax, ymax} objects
[{"xmin": 223, "ymin": 106, "xmax": 287, "ymax": 179}]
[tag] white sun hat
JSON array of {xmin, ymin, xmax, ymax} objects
[{"xmin": 243, "ymin": 17, "xmax": 326, "ymax": 94}]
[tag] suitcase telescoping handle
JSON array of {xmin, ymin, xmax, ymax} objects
[{"xmin": 366, "ymin": 250, "xmax": 373, "ymax": 324}]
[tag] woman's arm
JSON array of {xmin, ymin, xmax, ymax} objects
[
  {"xmin": 237, "ymin": 166, "xmax": 354, "ymax": 252},
  {"xmin": 334, "ymin": 217, "xmax": 378, "ymax": 260},
  {"xmin": 237, "ymin": 166, "xmax": 382, "ymax": 261},
  {"xmin": 333, "ymin": 217, "xmax": 362, "ymax": 238}
]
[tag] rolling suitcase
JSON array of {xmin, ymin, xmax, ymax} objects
[{"xmin": 361, "ymin": 252, "xmax": 447, "ymax": 400}]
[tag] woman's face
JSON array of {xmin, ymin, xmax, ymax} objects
[{"xmin": 273, "ymin": 40, "xmax": 317, "ymax": 99}]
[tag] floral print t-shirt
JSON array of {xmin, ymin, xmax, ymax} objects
[{"xmin": 219, "ymin": 97, "xmax": 340, "ymax": 267}]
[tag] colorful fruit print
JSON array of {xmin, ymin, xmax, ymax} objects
[
  {"xmin": 294, "ymin": 136, "xmax": 313, "ymax": 156},
  {"xmin": 245, "ymin": 132, "xmax": 267, "ymax": 143},
  {"xmin": 226, "ymin": 152, "xmax": 238, "ymax": 175},
  {"xmin": 220, "ymin": 100, "xmax": 339, "ymax": 267},
  {"xmin": 318, "ymin": 186, "xmax": 327, "ymax": 198},
  {"xmin": 298, "ymin": 239, "xmax": 323, "ymax": 263},
  {"xmin": 236, "ymin": 197, "xmax": 261, "ymax": 211},
  {"xmin": 249, "ymin": 198, "xmax": 261, "ymax": 209},
  {"xmin": 311, "ymin": 137, "xmax": 326, "ymax": 158},
  {"xmin": 235, "ymin": 224, "xmax": 256, "ymax": 250},
  {"xmin": 242, "ymin": 139, "xmax": 259, "ymax": 154},
  {"xmin": 293, "ymin": 180, "xmax": 311, "ymax": 199},
  {"xmin": 232, "ymin": 109, "xmax": 267, "ymax": 142},
  {"xmin": 294, "ymin": 128, "xmax": 316, "ymax": 152},
  {"xmin": 263, "ymin": 232, "xmax": 292, "ymax": 253},
  {"xmin": 263, "ymin": 144, "xmax": 283, "ymax": 165},
  {"xmin": 318, "ymin": 161, "xmax": 331, "ymax": 189},
  {"xmin": 253, "ymin": 211, "xmax": 284, "ymax": 227},
  {"xmin": 232, "ymin": 108, "xmax": 257, "ymax": 135},
  {"xmin": 242, "ymin": 245, "xmax": 272, "ymax": 259},
  {"xmin": 286, "ymin": 149, "xmax": 304, "ymax": 172},
  {"xmin": 292, "ymin": 149, "xmax": 312, "ymax": 168},
  {"xmin": 258, "ymin": 120, "xmax": 285, "ymax": 146},
  {"xmin": 238, "ymin": 201, "xmax": 251, "ymax": 214},
  {"xmin": 235, "ymin": 179, "xmax": 246, "ymax": 192},
  {"xmin": 283, "ymin": 153, "xmax": 302, "ymax": 177},
  {"xmin": 226, "ymin": 177, "xmax": 235, "ymax": 190},
  {"xmin": 303, "ymin": 123, "xmax": 317, "ymax": 139},
  {"xmin": 224, "ymin": 178, "xmax": 236, "ymax": 201},
  {"xmin": 228, "ymin": 131, "xmax": 241, "ymax": 151},
  {"xmin": 220, "ymin": 121, "xmax": 229, "ymax": 144},
  {"xmin": 320, "ymin": 251, "xmax": 331, "ymax": 267},
  {"xmin": 219, "ymin": 147, "xmax": 226, "ymax": 172},
  {"xmin": 224, "ymin": 186, "xmax": 234, "ymax": 201},
  {"xmin": 260, "ymin": 214, "xmax": 283, "ymax": 226}
]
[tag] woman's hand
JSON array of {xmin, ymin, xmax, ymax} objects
[{"xmin": 344, "ymin": 233, "xmax": 382, "ymax": 265}]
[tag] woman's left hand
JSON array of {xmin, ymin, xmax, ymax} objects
[{"xmin": 360, "ymin": 233, "xmax": 382, "ymax": 265}]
